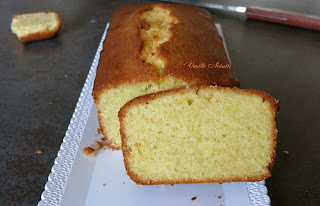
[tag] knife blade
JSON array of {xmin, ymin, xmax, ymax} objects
[{"xmin": 159, "ymin": 0, "xmax": 320, "ymax": 31}]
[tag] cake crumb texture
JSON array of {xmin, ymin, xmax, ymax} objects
[{"xmin": 120, "ymin": 85, "xmax": 278, "ymax": 184}]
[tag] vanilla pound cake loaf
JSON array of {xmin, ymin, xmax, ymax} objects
[
  {"xmin": 93, "ymin": 3, "xmax": 239, "ymax": 149},
  {"xmin": 119, "ymin": 85, "xmax": 279, "ymax": 184}
]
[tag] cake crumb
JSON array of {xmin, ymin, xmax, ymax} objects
[
  {"xmin": 98, "ymin": 127, "xmax": 102, "ymax": 134},
  {"xmin": 283, "ymin": 150, "xmax": 289, "ymax": 155},
  {"xmin": 217, "ymin": 195, "xmax": 222, "ymax": 199},
  {"xmin": 101, "ymin": 137, "xmax": 107, "ymax": 141},
  {"xmin": 191, "ymin": 196, "xmax": 197, "ymax": 201},
  {"xmin": 83, "ymin": 147, "xmax": 95, "ymax": 157},
  {"xmin": 171, "ymin": 184, "xmax": 174, "ymax": 186},
  {"xmin": 83, "ymin": 139, "xmax": 111, "ymax": 157},
  {"xmin": 35, "ymin": 150, "xmax": 43, "ymax": 154},
  {"xmin": 103, "ymin": 184, "xmax": 106, "ymax": 186},
  {"xmin": 123, "ymin": 182, "xmax": 125, "ymax": 184},
  {"xmin": 95, "ymin": 141, "xmax": 104, "ymax": 149}
]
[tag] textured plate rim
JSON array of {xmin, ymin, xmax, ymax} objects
[{"xmin": 37, "ymin": 22, "xmax": 270, "ymax": 206}]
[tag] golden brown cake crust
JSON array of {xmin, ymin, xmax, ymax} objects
[
  {"xmin": 119, "ymin": 85, "xmax": 279, "ymax": 185},
  {"xmin": 12, "ymin": 11, "xmax": 61, "ymax": 43},
  {"xmin": 92, "ymin": 3, "xmax": 239, "ymax": 101},
  {"xmin": 92, "ymin": 4, "xmax": 158, "ymax": 100}
]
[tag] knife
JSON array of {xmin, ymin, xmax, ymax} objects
[{"xmin": 159, "ymin": 0, "xmax": 320, "ymax": 31}]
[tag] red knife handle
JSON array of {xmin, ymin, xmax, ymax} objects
[{"xmin": 245, "ymin": 6, "xmax": 320, "ymax": 31}]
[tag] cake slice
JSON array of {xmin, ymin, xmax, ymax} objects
[
  {"xmin": 11, "ymin": 11, "xmax": 61, "ymax": 43},
  {"xmin": 119, "ymin": 85, "xmax": 279, "ymax": 185}
]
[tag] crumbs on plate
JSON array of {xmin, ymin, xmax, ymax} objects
[
  {"xmin": 83, "ymin": 147, "xmax": 95, "ymax": 157},
  {"xmin": 95, "ymin": 141, "xmax": 104, "ymax": 149},
  {"xmin": 83, "ymin": 137, "xmax": 113, "ymax": 156}
]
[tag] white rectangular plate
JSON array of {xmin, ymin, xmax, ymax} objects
[{"xmin": 38, "ymin": 23, "xmax": 270, "ymax": 206}]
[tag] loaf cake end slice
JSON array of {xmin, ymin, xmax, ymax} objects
[
  {"xmin": 11, "ymin": 11, "xmax": 61, "ymax": 43},
  {"xmin": 119, "ymin": 85, "xmax": 279, "ymax": 185}
]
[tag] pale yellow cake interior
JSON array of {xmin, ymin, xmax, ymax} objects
[
  {"xmin": 11, "ymin": 12, "xmax": 59, "ymax": 38},
  {"xmin": 97, "ymin": 77, "xmax": 187, "ymax": 148},
  {"xmin": 139, "ymin": 6, "xmax": 179, "ymax": 76},
  {"xmin": 97, "ymin": 6, "xmax": 187, "ymax": 148},
  {"xmin": 123, "ymin": 87, "xmax": 275, "ymax": 182}
]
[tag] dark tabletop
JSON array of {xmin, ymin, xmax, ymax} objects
[{"xmin": 1, "ymin": 0, "xmax": 319, "ymax": 205}]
